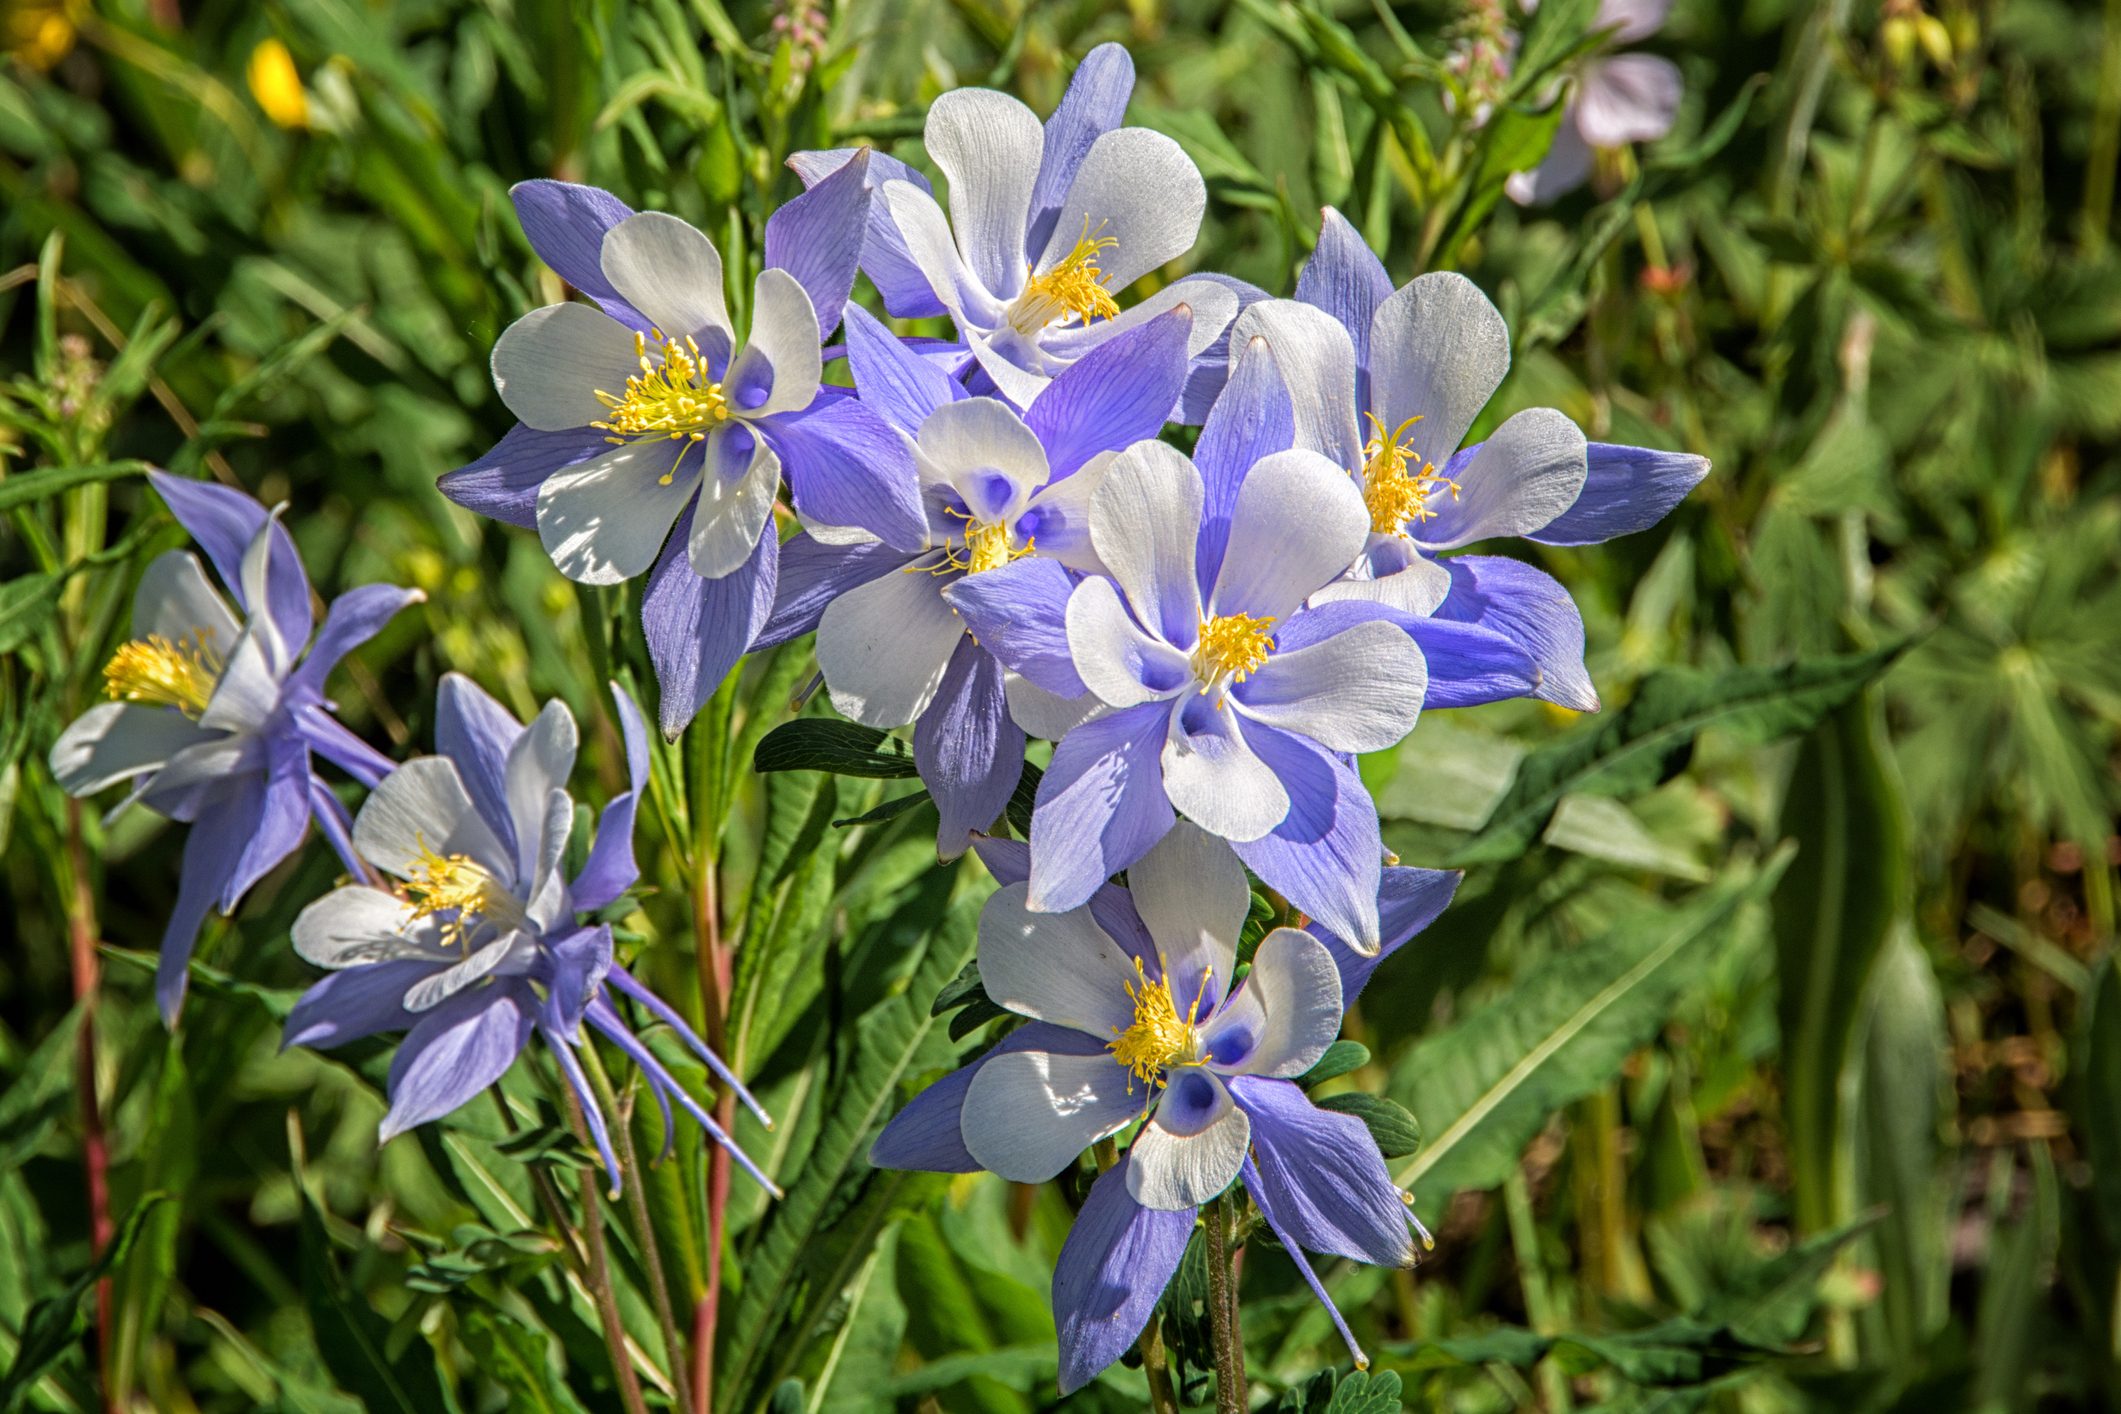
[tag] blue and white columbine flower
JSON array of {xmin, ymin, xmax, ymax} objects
[
  {"xmin": 960, "ymin": 435, "xmax": 1428, "ymax": 949},
  {"xmin": 871, "ymin": 826, "xmax": 1461, "ymax": 1393},
  {"xmin": 752, "ymin": 303, "xmax": 1197, "ymax": 856},
  {"xmin": 1246, "ymin": 211, "xmax": 1709, "ymax": 708},
  {"xmin": 439, "ymin": 174, "xmax": 923, "ymax": 735},
  {"xmin": 807, "ymin": 44, "xmax": 1241, "ymax": 414},
  {"xmin": 283, "ymin": 674, "xmax": 773, "ymax": 1195},
  {"xmin": 49, "ymin": 471, "xmax": 421, "ymax": 1024}
]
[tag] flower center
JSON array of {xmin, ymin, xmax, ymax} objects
[
  {"xmin": 1008, "ymin": 218, "xmax": 1120, "ymax": 335},
  {"xmin": 592, "ymin": 329, "xmax": 732, "ymax": 485},
  {"xmin": 1190, "ymin": 612, "xmax": 1276, "ymax": 691},
  {"xmin": 1108, "ymin": 957, "xmax": 1211, "ymax": 1091},
  {"xmin": 103, "ymin": 632, "xmax": 222, "ymax": 716},
  {"xmin": 914, "ymin": 509, "xmax": 1037, "ymax": 578},
  {"xmin": 1360, "ymin": 412, "xmax": 1459, "ymax": 536},
  {"xmin": 402, "ymin": 837, "xmax": 518, "ymax": 950}
]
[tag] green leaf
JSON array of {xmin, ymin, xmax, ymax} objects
[
  {"xmin": 1773, "ymin": 698, "xmax": 1908, "ymax": 1236},
  {"xmin": 0, "ymin": 460, "xmax": 150, "ymax": 514},
  {"xmin": 1298, "ymin": 1039, "xmax": 1370, "ymax": 1087},
  {"xmin": 753, "ymin": 719, "xmax": 917, "ymax": 778},
  {"xmin": 0, "ymin": 576, "xmax": 60, "ymax": 655},
  {"xmin": 0, "ymin": 1007, "xmax": 84, "ymax": 1172},
  {"xmin": 2077, "ymin": 958, "xmax": 2121, "ymax": 1254},
  {"xmin": 0, "ymin": 1193, "xmax": 170, "ymax": 1410},
  {"xmin": 298, "ymin": 1188, "xmax": 451, "ymax": 1413},
  {"xmin": 458, "ymin": 1305, "xmax": 590, "ymax": 1413},
  {"xmin": 1322, "ymin": 1369, "xmax": 1406, "ymax": 1413},
  {"xmin": 720, "ymin": 895, "xmax": 983, "ymax": 1407},
  {"xmin": 1434, "ymin": 643, "xmax": 1907, "ymax": 867},
  {"xmin": 1316, "ymin": 1092, "xmax": 1423, "ymax": 1157},
  {"xmin": 1390, "ymin": 852, "xmax": 1791, "ymax": 1200}
]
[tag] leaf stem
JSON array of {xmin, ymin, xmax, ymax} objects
[
  {"xmin": 1138, "ymin": 1311, "xmax": 1181, "ymax": 1414},
  {"xmin": 64, "ymin": 802, "xmax": 117, "ymax": 1414},
  {"xmin": 1204, "ymin": 1192, "xmax": 1248, "ymax": 1414},
  {"xmin": 584, "ymin": 1043, "xmax": 696, "ymax": 1414}
]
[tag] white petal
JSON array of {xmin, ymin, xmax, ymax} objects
[
  {"xmin": 1005, "ymin": 672, "xmax": 1101, "ymax": 741},
  {"xmin": 1041, "ymin": 277, "xmax": 1238, "ymax": 362},
  {"xmin": 880, "ymin": 181, "xmax": 981, "ymax": 322},
  {"xmin": 491, "ymin": 303, "xmax": 643, "ymax": 432},
  {"xmin": 197, "ymin": 626, "xmax": 281, "ymax": 734},
  {"xmin": 236, "ymin": 514, "xmax": 290, "ymax": 676},
  {"xmin": 1066, "ymin": 576, "xmax": 1191, "ymax": 710},
  {"xmin": 404, "ymin": 931, "xmax": 527, "ymax": 1013},
  {"xmin": 1038, "ymin": 126, "xmax": 1206, "ymax": 291},
  {"xmin": 1200, "ymin": 927, "xmax": 1342, "ymax": 1078},
  {"xmin": 1020, "ymin": 453, "xmax": 1112, "ymax": 575},
  {"xmin": 918, "ymin": 397, "xmax": 1049, "ymax": 518},
  {"xmin": 1161, "ymin": 697, "xmax": 1288, "ymax": 844},
  {"xmin": 688, "ymin": 429, "xmax": 780, "ymax": 580},
  {"xmin": 292, "ymin": 886, "xmax": 427, "ymax": 968},
  {"xmin": 1234, "ymin": 619, "xmax": 1426, "ymax": 754},
  {"xmin": 1208, "ymin": 449, "xmax": 1368, "ymax": 624},
  {"xmin": 354, "ymin": 756, "xmax": 516, "ymax": 885},
  {"xmin": 727, "ymin": 267, "xmax": 822, "ymax": 417},
  {"xmin": 925, "ymin": 87, "xmax": 1044, "ymax": 301},
  {"xmin": 965, "ymin": 331, "xmax": 1058, "ymax": 409},
  {"xmin": 536, "ymin": 440, "xmax": 698, "ymax": 586},
  {"xmin": 1418, "ymin": 407, "xmax": 1588, "ymax": 551},
  {"xmin": 523, "ymin": 788, "xmax": 576, "ymax": 934},
  {"xmin": 816, "ymin": 557, "xmax": 964, "ymax": 727},
  {"xmin": 138, "ymin": 736, "xmax": 248, "ymax": 806},
  {"xmin": 1088, "ymin": 440, "xmax": 1204, "ymax": 643},
  {"xmin": 505, "ymin": 699, "xmax": 578, "ymax": 883},
  {"xmin": 50, "ymin": 702, "xmax": 212, "ymax": 796},
  {"xmin": 978, "ymin": 881, "xmax": 1140, "ymax": 1037},
  {"xmin": 1309, "ymin": 542, "xmax": 1454, "ymax": 617},
  {"xmin": 1598, "ymin": 0, "xmax": 1672, "ymax": 43},
  {"xmin": 1127, "ymin": 1068, "xmax": 1249, "ymax": 1209},
  {"xmin": 1369, "ymin": 272, "xmax": 1511, "ymax": 473},
  {"xmin": 960, "ymin": 1049, "xmax": 1140, "ymax": 1182},
  {"xmin": 1125, "ymin": 820, "xmax": 1248, "ymax": 1015},
  {"xmin": 1575, "ymin": 54, "xmax": 1683, "ymax": 147},
  {"xmin": 1232, "ymin": 299, "xmax": 1364, "ymax": 472},
  {"xmin": 135, "ymin": 551, "xmax": 241, "ymax": 654},
  {"xmin": 598, "ymin": 211, "xmax": 733, "ymax": 345}
]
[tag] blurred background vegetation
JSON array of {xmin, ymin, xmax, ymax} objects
[{"xmin": 2, "ymin": 0, "xmax": 2119, "ymax": 1410}]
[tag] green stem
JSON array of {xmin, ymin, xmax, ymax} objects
[
  {"xmin": 584, "ymin": 1044, "xmax": 696, "ymax": 1414},
  {"xmin": 560, "ymin": 1088, "xmax": 652, "ymax": 1414},
  {"xmin": 1204, "ymin": 1193, "xmax": 1248, "ymax": 1414},
  {"xmin": 1138, "ymin": 1312, "xmax": 1181, "ymax": 1414},
  {"xmin": 1503, "ymin": 1167, "xmax": 1570, "ymax": 1413}
]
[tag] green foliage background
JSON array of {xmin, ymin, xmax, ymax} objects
[{"xmin": 2, "ymin": 0, "xmax": 2119, "ymax": 1409}]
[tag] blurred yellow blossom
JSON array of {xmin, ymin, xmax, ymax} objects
[{"xmin": 246, "ymin": 38, "xmax": 309, "ymax": 128}]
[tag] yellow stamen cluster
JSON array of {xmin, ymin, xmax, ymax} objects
[
  {"xmin": 402, "ymin": 837, "xmax": 512, "ymax": 950},
  {"xmin": 1359, "ymin": 412, "xmax": 1459, "ymax": 536},
  {"xmin": 591, "ymin": 329, "xmax": 733, "ymax": 485},
  {"xmin": 103, "ymin": 632, "xmax": 221, "ymax": 716},
  {"xmin": 1009, "ymin": 219, "xmax": 1120, "ymax": 334},
  {"xmin": 912, "ymin": 509, "xmax": 1037, "ymax": 578},
  {"xmin": 1191, "ymin": 612, "xmax": 1276, "ymax": 690},
  {"xmin": 1107, "ymin": 957, "xmax": 1210, "ymax": 1091}
]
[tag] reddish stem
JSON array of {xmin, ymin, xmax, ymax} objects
[
  {"xmin": 65, "ymin": 802, "xmax": 117, "ymax": 1414},
  {"xmin": 692, "ymin": 849, "xmax": 733, "ymax": 1414}
]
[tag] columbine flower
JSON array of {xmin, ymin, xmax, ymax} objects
[
  {"xmin": 1244, "ymin": 217, "xmax": 1708, "ymax": 709},
  {"xmin": 871, "ymin": 825, "xmax": 1461, "ymax": 1392},
  {"xmin": 49, "ymin": 471, "xmax": 422, "ymax": 1024},
  {"xmin": 438, "ymin": 172, "xmax": 924, "ymax": 736},
  {"xmin": 283, "ymin": 674, "xmax": 774, "ymax": 1195},
  {"xmin": 752, "ymin": 303, "xmax": 1196, "ymax": 856},
  {"xmin": 1507, "ymin": 0, "xmax": 1684, "ymax": 204},
  {"xmin": 953, "ymin": 434, "xmax": 1428, "ymax": 949},
  {"xmin": 806, "ymin": 43, "xmax": 1244, "ymax": 414}
]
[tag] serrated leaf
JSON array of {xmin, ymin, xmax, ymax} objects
[
  {"xmin": 458, "ymin": 1305, "xmax": 590, "ymax": 1413},
  {"xmin": 1391, "ymin": 853, "xmax": 1791, "ymax": 1200},
  {"xmin": 1317, "ymin": 1092, "xmax": 1422, "ymax": 1157},
  {"xmin": 753, "ymin": 719, "xmax": 917, "ymax": 778},
  {"xmin": 1436, "ymin": 643, "xmax": 1907, "ymax": 867},
  {"xmin": 1322, "ymin": 1369, "xmax": 1405, "ymax": 1412}
]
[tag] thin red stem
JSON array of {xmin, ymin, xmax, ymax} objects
[{"xmin": 65, "ymin": 802, "xmax": 117, "ymax": 1414}]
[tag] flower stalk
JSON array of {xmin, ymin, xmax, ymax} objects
[{"xmin": 1205, "ymin": 1191, "xmax": 1248, "ymax": 1414}]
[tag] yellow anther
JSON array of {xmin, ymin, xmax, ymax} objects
[
  {"xmin": 1009, "ymin": 218, "xmax": 1121, "ymax": 334},
  {"xmin": 103, "ymin": 632, "xmax": 221, "ymax": 716},
  {"xmin": 591, "ymin": 329, "xmax": 732, "ymax": 484},
  {"xmin": 1359, "ymin": 411, "xmax": 1459, "ymax": 536},
  {"xmin": 1108, "ymin": 958, "xmax": 1212, "ymax": 1092},
  {"xmin": 402, "ymin": 836, "xmax": 515, "ymax": 950},
  {"xmin": 909, "ymin": 508, "xmax": 1037, "ymax": 578},
  {"xmin": 1191, "ymin": 612, "xmax": 1276, "ymax": 691}
]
